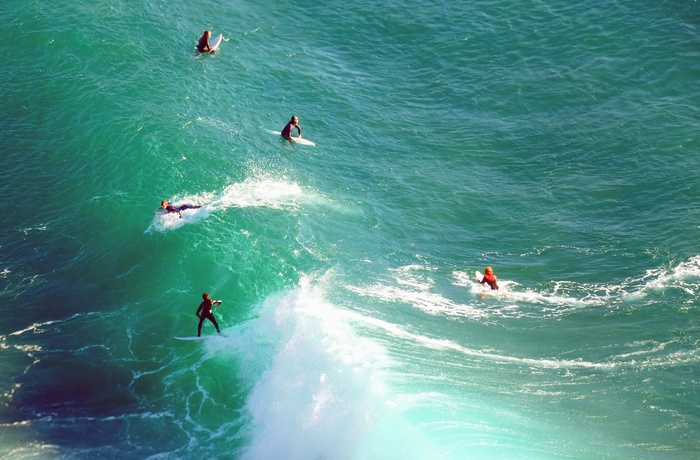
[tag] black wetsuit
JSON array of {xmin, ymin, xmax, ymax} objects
[
  {"xmin": 166, "ymin": 204, "xmax": 200, "ymax": 213},
  {"xmin": 196, "ymin": 299, "xmax": 220, "ymax": 336},
  {"xmin": 197, "ymin": 36, "xmax": 210, "ymax": 53},
  {"xmin": 281, "ymin": 121, "xmax": 301, "ymax": 140}
]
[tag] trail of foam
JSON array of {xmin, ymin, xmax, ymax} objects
[
  {"xmin": 452, "ymin": 270, "xmax": 598, "ymax": 309},
  {"xmin": 213, "ymin": 178, "xmax": 305, "ymax": 210},
  {"xmin": 447, "ymin": 254, "xmax": 700, "ymax": 316},
  {"xmin": 145, "ymin": 178, "xmax": 312, "ymax": 233},
  {"xmin": 347, "ymin": 265, "xmax": 486, "ymax": 320}
]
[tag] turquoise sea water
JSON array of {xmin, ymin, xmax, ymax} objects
[{"xmin": 1, "ymin": 0, "xmax": 699, "ymax": 458}]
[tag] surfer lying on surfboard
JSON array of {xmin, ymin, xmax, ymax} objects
[
  {"xmin": 281, "ymin": 115, "xmax": 303, "ymax": 142},
  {"xmin": 196, "ymin": 293, "xmax": 222, "ymax": 337},
  {"xmin": 479, "ymin": 266, "xmax": 499, "ymax": 291},
  {"xmin": 160, "ymin": 200, "xmax": 201, "ymax": 218}
]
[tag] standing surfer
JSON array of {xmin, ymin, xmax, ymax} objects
[{"xmin": 196, "ymin": 293, "xmax": 222, "ymax": 336}]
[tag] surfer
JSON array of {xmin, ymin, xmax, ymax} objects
[
  {"xmin": 196, "ymin": 293, "xmax": 222, "ymax": 336},
  {"xmin": 479, "ymin": 266, "xmax": 499, "ymax": 291},
  {"xmin": 197, "ymin": 30, "xmax": 212, "ymax": 52},
  {"xmin": 160, "ymin": 200, "xmax": 201, "ymax": 218},
  {"xmin": 281, "ymin": 115, "xmax": 302, "ymax": 141}
]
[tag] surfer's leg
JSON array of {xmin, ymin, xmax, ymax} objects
[
  {"xmin": 208, "ymin": 315, "xmax": 221, "ymax": 333},
  {"xmin": 197, "ymin": 316, "xmax": 206, "ymax": 336}
]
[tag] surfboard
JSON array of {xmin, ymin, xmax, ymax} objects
[
  {"xmin": 474, "ymin": 270, "xmax": 491, "ymax": 295},
  {"xmin": 269, "ymin": 130, "xmax": 316, "ymax": 146},
  {"xmin": 175, "ymin": 336, "xmax": 209, "ymax": 341},
  {"xmin": 154, "ymin": 210, "xmax": 169, "ymax": 216},
  {"xmin": 209, "ymin": 34, "xmax": 223, "ymax": 52}
]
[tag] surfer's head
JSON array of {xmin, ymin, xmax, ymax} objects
[
  {"xmin": 160, "ymin": 200, "xmax": 169, "ymax": 209},
  {"xmin": 202, "ymin": 293, "xmax": 211, "ymax": 301},
  {"xmin": 291, "ymin": 115, "xmax": 298, "ymax": 123},
  {"xmin": 204, "ymin": 30, "xmax": 211, "ymax": 38},
  {"xmin": 484, "ymin": 266, "xmax": 493, "ymax": 275}
]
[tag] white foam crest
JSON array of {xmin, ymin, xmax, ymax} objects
[
  {"xmin": 634, "ymin": 255, "xmax": 700, "ymax": 297},
  {"xmin": 393, "ymin": 264, "xmax": 437, "ymax": 290},
  {"xmin": 347, "ymin": 283, "xmax": 486, "ymax": 320},
  {"xmin": 608, "ymin": 340, "xmax": 700, "ymax": 368},
  {"xmin": 234, "ymin": 277, "xmax": 414, "ymax": 460},
  {"xmin": 346, "ymin": 312, "xmax": 618, "ymax": 372},
  {"xmin": 9, "ymin": 320, "xmax": 59, "ymax": 337},
  {"xmin": 495, "ymin": 286, "xmax": 597, "ymax": 309},
  {"xmin": 347, "ymin": 265, "xmax": 486, "ymax": 320}
]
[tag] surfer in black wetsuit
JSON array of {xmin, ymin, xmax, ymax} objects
[
  {"xmin": 197, "ymin": 30, "xmax": 212, "ymax": 52},
  {"xmin": 281, "ymin": 115, "xmax": 302, "ymax": 141},
  {"xmin": 160, "ymin": 200, "xmax": 201, "ymax": 218},
  {"xmin": 196, "ymin": 293, "xmax": 222, "ymax": 336}
]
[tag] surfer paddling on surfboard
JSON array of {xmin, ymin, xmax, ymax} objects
[
  {"xmin": 196, "ymin": 293, "xmax": 222, "ymax": 337},
  {"xmin": 159, "ymin": 200, "xmax": 201, "ymax": 218},
  {"xmin": 281, "ymin": 115, "xmax": 303, "ymax": 142},
  {"xmin": 479, "ymin": 266, "xmax": 499, "ymax": 291}
]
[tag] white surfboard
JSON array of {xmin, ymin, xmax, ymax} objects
[
  {"xmin": 269, "ymin": 130, "xmax": 316, "ymax": 146},
  {"xmin": 154, "ymin": 210, "xmax": 169, "ymax": 216},
  {"xmin": 209, "ymin": 34, "xmax": 223, "ymax": 52},
  {"xmin": 475, "ymin": 271, "xmax": 483, "ymax": 281},
  {"xmin": 175, "ymin": 336, "xmax": 209, "ymax": 341}
]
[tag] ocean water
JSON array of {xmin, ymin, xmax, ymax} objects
[{"xmin": 1, "ymin": 0, "xmax": 698, "ymax": 458}]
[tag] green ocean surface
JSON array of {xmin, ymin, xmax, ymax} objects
[{"xmin": 1, "ymin": 0, "xmax": 698, "ymax": 458}]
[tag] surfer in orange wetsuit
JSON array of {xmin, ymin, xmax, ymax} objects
[
  {"xmin": 196, "ymin": 293, "xmax": 222, "ymax": 337},
  {"xmin": 197, "ymin": 30, "xmax": 212, "ymax": 52},
  {"xmin": 281, "ymin": 115, "xmax": 302, "ymax": 141},
  {"xmin": 479, "ymin": 266, "xmax": 499, "ymax": 290}
]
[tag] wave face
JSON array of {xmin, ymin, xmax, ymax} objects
[{"xmin": 1, "ymin": 0, "xmax": 698, "ymax": 458}]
